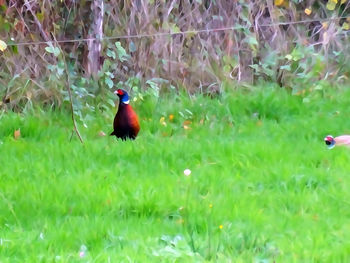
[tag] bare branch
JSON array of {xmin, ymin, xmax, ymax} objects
[
  {"xmin": 24, "ymin": 0, "xmax": 51, "ymax": 42},
  {"xmin": 51, "ymin": 35, "xmax": 84, "ymax": 144}
]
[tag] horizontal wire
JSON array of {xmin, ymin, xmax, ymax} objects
[{"xmin": 4, "ymin": 15, "xmax": 350, "ymax": 47}]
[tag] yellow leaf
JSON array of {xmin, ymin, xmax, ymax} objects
[
  {"xmin": 322, "ymin": 22, "xmax": 328, "ymax": 29},
  {"xmin": 304, "ymin": 8, "xmax": 312, "ymax": 15},
  {"xmin": 342, "ymin": 22, "xmax": 350, "ymax": 30},
  {"xmin": 326, "ymin": 1, "xmax": 336, "ymax": 10},
  {"xmin": 14, "ymin": 129, "xmax": 20, "ymax": 140},
  {"xmin": 274, "ymin": 0, "xmax": 284, "ymax": 6},
  {"xmin": 282, "ymin": 0, "xmax": 289, "ymax": 7},
  {"xmin": 0, "ymin": 40, "xmax": 7, "ymax": 52},
  {"xmin": 183, "ymin": 120, "xmax": 192, "ymax": 130},
  {"xmin": 331, "ymin": 0, "xmax": 338, "ymax": 3},
  {"xmin": 169, "ymin": 114, "xmax": 174, "ymax": 121},
  {"xmin": 159, "ymin": 116, "xmax": 167, "ymax": 126},
  {"xmin": 186, "ymin": 32, "xmax": 196, "ymax": 40},
  {"xmin": 341, "ymin": 0, "xmax": 346, "ymax": 3},
  {"xmin": 183, "ymin": 120, "xmax": 191, "ymax": 125},
  {"xmin": 36, "ymin": 12, "xmax": 44, "ymax": 23}
]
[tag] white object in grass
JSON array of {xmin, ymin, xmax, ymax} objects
[{"xmin": 184, "ymin": 169, "xmax": 191, "ymax": 176}]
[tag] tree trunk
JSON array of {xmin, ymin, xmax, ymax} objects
[{"xmin": 86, "ymin": 0, "xmax": 104, "ymax": 77}]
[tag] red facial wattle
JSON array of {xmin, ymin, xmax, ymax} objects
[{"xmin": 324, "ymin": 135, "xmax": 335, "ymax": 149}]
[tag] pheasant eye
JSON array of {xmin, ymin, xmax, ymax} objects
[{"xmin": 117, "ymin": 89, "xmax": 124, "ymax": 95}]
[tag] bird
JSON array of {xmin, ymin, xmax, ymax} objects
[
  {"xmin": 324, "ymin": 135, "xmax": 350, "ymax": 149},
  {"xmin": 110, "ymin": 89, "xmax": 140, "ymax": 140}
]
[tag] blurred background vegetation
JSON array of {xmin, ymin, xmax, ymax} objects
[{"xmin": 0, "ymin": 0, "xmax": 350, "ymax": 114}]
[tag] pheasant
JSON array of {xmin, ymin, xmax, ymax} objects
[
  {"xmin": 110, "ymin": 89, "xmax": 140, "ymax": 140},
  {"xmin": 324, "ymin": 135, "xmax": 350, "ymax": 149}
]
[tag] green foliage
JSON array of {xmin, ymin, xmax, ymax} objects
[
  {"xmin": 1, "ymin": 1, "xmax": 350, "ymax": 112},
  {"xmin": 45, "ymin": 45, "xmax": 60, "ymax": 57},
  {"xmin": 1, "ymin": 86, "xmax": 350, "ymax": 261},
  {"xmin": 115, "ymin": 41, "xmax": 131, "ymax": 62}
]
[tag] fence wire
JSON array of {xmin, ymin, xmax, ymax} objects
[{"xmin": 4, "ymin": 15, "xmax": 350, "ymax": 47}]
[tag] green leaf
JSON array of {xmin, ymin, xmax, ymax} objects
[
  {"xmin": 326, "ymin": 1, "xmax": 336, "ymax": 10},
  {"xmin": 223, "ymin": 65, "xmax": 231, "ymax": 72},
  {"xmin": 105, "ymin": 77, "xmax": 114, "ymax": 89},
  {"xmin": 146, "ymin": 80, "xmax": 160, "ymax": 97},
  {"xmin": 249, "ymin": 64, "xmax": 260, "ymax": 71},
  {"xmin": 3, "ymin": 22, "xmax": 10, "ymax": 33},
  {"xmin": 171, "ymin": 24, "xmax": 180, "ymax": 33},
  {"xmin": 106, "ymin": 49, "xmax": 116, "ymax": 59},
  {"xmin": 246, "ymin": 36, "xmax": 258, "ymax": 46},
  {"xmin": 107, "ymin": 98, "xmax": 115, "ymax": 107},
  {"xmin": 342, "ymin": 22, "xmax": 349, "ymax": 30},
  {"xmin": 45, "ymin": 45, "xmax": 60, "ymax": 57},
  {"xmin": 105, "ymin": 71, "xmax": 114, "ymax": 78},
  {"xmin": 12, "ymin": 45, "xmax": 18, "ymax": 54},
  {"xmin": 285, "ymin": 54, "xmax": 293, "ymax": 61},
  {"xmin": 280, "ymin": 65, "xmax": 291, "ymax": 71},
  {"xmin": 115, "ymin": 41, "xmax": 130, "ymax": 62},
  {"xmin": 53, "ymin": 47, "xmax": 60, "ymax": 57},
  {"xmin": 263, "ymin": 68, "xmax": 274, "ymax": 77}
]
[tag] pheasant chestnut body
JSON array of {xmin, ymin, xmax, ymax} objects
[
  {"xmin": 111, "ymin": 89, "xmax": 140, "ymax": 140},
  {"xmin": 324, "ymin": 135, "xmax": 350, "ymax": 149}
]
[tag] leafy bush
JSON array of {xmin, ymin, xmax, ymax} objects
[{"xmin": 0, "ymin": 0, "xmax": 350, "ymax": 112}]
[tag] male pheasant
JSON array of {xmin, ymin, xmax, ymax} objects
[
  {"xmin": 324, "ymin": 135, "xmax": 350, "ymax": 149},
  {"xmin": 111, "ymin": 89, "xmax": 140, "ymax": 140}
]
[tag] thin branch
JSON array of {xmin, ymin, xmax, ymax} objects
[
  {"xmin": 24, "ymin": 0, "xmax": 51, "ymax": 42},
  {"xmin": 51, "ymin": 35, "xmax": 84, "ymax": 144}
]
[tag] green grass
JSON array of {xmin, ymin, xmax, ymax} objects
[{"xmin": 1, "ymin": 85, "xmax": 350, "ymax": 262}]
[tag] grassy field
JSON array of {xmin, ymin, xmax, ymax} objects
[{"xmin": 1, "ymin": 85, "xmax": 350, "ymax": 262}]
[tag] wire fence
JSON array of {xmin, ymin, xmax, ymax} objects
[{"xmin": 4, "ymin": 15, "xmax": 350, "ymax": 47}]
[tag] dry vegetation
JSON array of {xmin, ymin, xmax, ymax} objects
[{"xmin": 0, "ymin": 0, "xmax": 350, "ymax": 110}]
